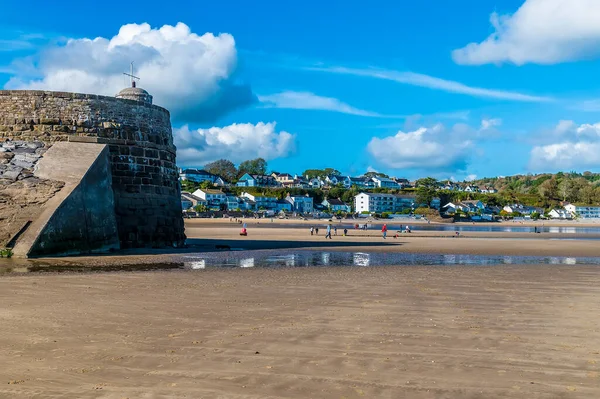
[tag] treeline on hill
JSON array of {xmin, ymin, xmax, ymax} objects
[{"xmin": 469, "ymin": 171, "xmax": 600, "ymax": 208}]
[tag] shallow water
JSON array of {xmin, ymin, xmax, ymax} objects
[{"xmin": 2, "ymin": 250, "xmax": 600, "ymax": 275}]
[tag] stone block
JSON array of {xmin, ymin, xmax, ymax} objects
[{"xmin": 40, "ymin": 118, "xmax": 60, "ymax": 125}]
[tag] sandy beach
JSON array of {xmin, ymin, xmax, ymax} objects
[
  {"xmin": 2, "ymin": 219, "xmax": 600, "ymax": 398},
  {"xmin": 1, "ymin": 266, "xmax": 599, "ymax": 398}
]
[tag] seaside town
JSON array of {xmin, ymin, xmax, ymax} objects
[{"xmin": 179, "ymin": 159, "xmax": 600, "ymax": 221}]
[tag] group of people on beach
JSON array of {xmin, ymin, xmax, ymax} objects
[{"xmin": 311, "ymin": 225, "xmax": 349, "ymax": 238}]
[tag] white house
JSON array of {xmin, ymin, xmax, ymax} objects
[
  {"xmin": 286, "ymin": 194, "xmax": 314, "ymax": 214},
  {"xmin": 192, "ymin": 189, "xmax": 226, "ymax": 207},
  {"xmin": 272, "ymin": 172, "xmax": 295, "ymax": 184},
  {"xmin": 479, "ymin": 186, "xmax": 497, "ymax": 194},
  {"xmin": 549, "ymin": 208, "xmax": 571, "ymax": 219},
  {"xmin": 308, "ymin": 177, "xmax": 324, "ymax": 188},
  {"xmin": 564, "ymin": 203, "xmax": 600, "ymax": 219},
  {"xmin": 503, "ymin": 204, "xmax": 543, "ymax": 215},
  {"xmin": 371, "ymin": 176, "xmax": 400, "ymax": 189}
]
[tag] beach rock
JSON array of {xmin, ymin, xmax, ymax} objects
[
  {"xmin": 12, "ymin": 146, "xmax": 36, "ymax": 154},
  {"xmin": 0, "ymin": 152, "xmax": 14, "ymax": 163},
  {"xmin": 1, "ymin": 166, "xmax": 23, "ymax": 181}
]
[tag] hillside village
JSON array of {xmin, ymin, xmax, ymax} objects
[{"xmin": 178, "ymin": 160, "xmax": 600, "ymax": 220}]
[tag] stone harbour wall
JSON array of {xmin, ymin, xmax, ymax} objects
[{"xmin": 0, "ymin": 90, "xmax": 185, "ymax": 248}]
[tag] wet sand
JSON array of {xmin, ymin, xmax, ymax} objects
[
  {"xmin": 1, "ymin": 266, "xmax": 599, "ymax": 398},
  {"xmin": 184, "ymin": 221, "xmax": 600, "ymax": 258}
]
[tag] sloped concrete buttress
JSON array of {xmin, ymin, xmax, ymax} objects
[{"xmin": 12, "ymin": 142, "xmax": 120, "ymax": 257}]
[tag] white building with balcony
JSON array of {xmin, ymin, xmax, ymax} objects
[
  {"xmin": 564, "ymin": 203, "xmax": 600, "ymax": 219},
  {"xmin": 192, "ymin": 189, "xmax": 226, "ymax": 207},
  {"xmin": 354, "ymin": 193, "xmax": 416, "ymax": 214}
]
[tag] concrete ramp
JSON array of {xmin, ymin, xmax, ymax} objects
[{"xmin": 12, "ymin": 142, "xmax": 120, "ymax": 257}]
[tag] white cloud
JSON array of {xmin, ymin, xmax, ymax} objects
[
  {"xmin": 258, "ymin": 91, "xmax": 392, "ymax": 117},
  {"xmin": 453, "ymin": 0, "xmax": 600, "ymax": 65},
  {"xmin": 308, "ymin": 66, "xmax": 551, "ymax": 102},
  {"xmin": 465, "ymin": 174, "xmax": 478, "ymax": 182},
  {"xmin": 480, "ymin": 118, "xmax": 502, "ymax": 130},
  {"xmin": 174, "ymin": 122, "xmax": 295, "ymax": 166},
  {"xmin": 367, "ymin": 124, "xmax": 473, "ymax": 171},
  {"xmin": 530, "ymin": 120, "xmax": 600, "ymax": 170},
  {"xmin": 4, "ymin": 22, "xmax": 255, "ymax": 123}
]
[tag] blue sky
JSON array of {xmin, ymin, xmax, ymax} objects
[{"xmin": 2, "ymin": 0, "xmax": 600, "ymax": 180}]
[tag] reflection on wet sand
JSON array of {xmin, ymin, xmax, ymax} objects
[{"xmin": 0, "ymin": 251, "xmax": 598, "ymax": 276}]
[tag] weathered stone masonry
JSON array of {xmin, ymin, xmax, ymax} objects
[{"xmin": 0, "ymin": 90, "xmax": 185, "ymax": 248}]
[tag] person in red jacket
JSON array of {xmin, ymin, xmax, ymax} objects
[{"xmin": 382, "ymin": 224, "xmax": 388, "ymax": 239}]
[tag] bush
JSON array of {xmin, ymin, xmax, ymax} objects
[
  {"xmin": 361, "ymin": 211, "xmax": 370, "ymax": 214},
  {"xmin": 381, "ymin": 212, "xmax": 391, "ymax": 219},
  {"xmin": 0, "ymin": 248, "xmax": 13, "ymax": 258},
  {"xmin": 414, "ymin": 207, "xmax": 439, "ymax": 218}
]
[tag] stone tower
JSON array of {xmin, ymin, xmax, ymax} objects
[{"xmin": 0, "ymin": 86, "xmax": 186, "ymax": 250}]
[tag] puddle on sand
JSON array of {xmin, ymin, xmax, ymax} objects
[{"xmin": 2, "ymin": 250, "xmax": 600, "ymax": 275}]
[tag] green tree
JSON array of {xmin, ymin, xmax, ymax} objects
[
  {"xmin": 199, "ymin": 180, "xmax": 215, "ymax": 189},
  {"xmin": 580, "ymin": 185, "xmax": 596, "ymax": 204},
  {"xmin": 364, "ymin": 171, "xmax": 389, "ymax": 179},
  {"xmin": 302, "ymin": 168, "xmax": 341, "ymax": 179},
  {"xmin": 538, "ymin": 177, "xmax": 559, "ymax": 202},
  {"xmin": 180, "ymin": 179, "xmax": 199, "ymax": 192},
  {"xmin": 415, "ymin": 177, "xmax": 438, "ymax": 207},
  {"xmin": 239, "ymin": 158, "xmax": 267, "ymax": 176},
  {"xmin": 205, "ymin": 159, "xmax": 237, "ymax": 183}
]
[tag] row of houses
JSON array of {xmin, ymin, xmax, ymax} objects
[
  {"xmin": 182, "ymin": 189, "xmax": 352, "ymax": 214},
  {"xmin": 180, "ymin": 169, "xmax": 413, "ymax": 190},
  {"xmin": 179, "ymin": 168, "xmax": 505, "ymax": 195},
  {"xmin": 438, "ymin": 181, "xmax": 497, "ymax": 193},
  {"xmin": 443, "ymin": 200, "xmax": 600, "ymax": 220}
]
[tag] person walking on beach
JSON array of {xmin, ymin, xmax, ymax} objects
[
  {"xmin": 325, "ymin": 224, "xmax": 332, "ymax": 239},
  {"xmin": 382, "ymin": 224, "xmax": 388, "ymax": 239},
  {"xmin": 343, "ymin": 228, "xmax": 348, "ymax": 236},
  {"xmin": 315, "ymin": 227, "xmax": 319, "ymax": 235},
  {"xmin": 334, "ymin": 226, "xmax": 338, "ymax": 236}
]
